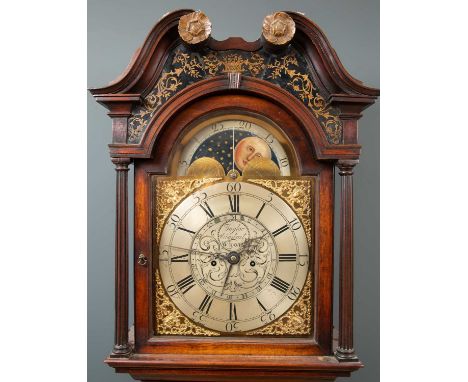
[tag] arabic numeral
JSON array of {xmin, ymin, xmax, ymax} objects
[
  {"xmin": 193, "ymin": 192, "xmax": 207, "ymax": 204},
  {"xmin": 211, "ymin": 123, "xmax": 224, "ymax": 132},
  {"xmin": 288, "ymin": 286, "xmax": 301, "ymax": 301},
  {"xmin": 159, "ymin": 249, "xmax": 169, "ymax": 261},
  {"xmin": 290, "ymin": 218, "xmax": 301, "ymax": 231},
  {"xmin": 299, "ymin": 255, "xmax": 308, "ymax": 266},
  {"xmin": 226, "ymin": 182, "xmax": 242, "ymax": 192},
  {"xmin": 279, "ymin": 157, "xmax": 289, "ymax": 167},
  {"xmin": 239, "ymin": 121, "xmax": 252, "ymax": 129},
  {"xmin": 169, "ymin": 214, "xmax": 180, "ymax": 230},
  {"xmin": 260, "ymin": 312, "xmax": 276, "ymax": 323},
  {"xmin": 225, "ymin": 321, "xmax": 239, "ymax": 332},
  {"xmin": 264, "ymin": 134, "xmax": 274, "ymax": 144},
  {"xmin": 193, "ymin": 311, "xmax": 205, "ymax": 323},
  {"xmin": 166, "ymin": 284, "xmax": 178, "ymax": 297}
]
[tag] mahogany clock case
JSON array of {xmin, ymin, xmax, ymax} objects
[
  {"xmin": 133, "ymin": 95, "xmax": 332, "ymax": 355},
  {"xmin": 91, "ymin": 2, "xmax": 375, "ymax": 380}
]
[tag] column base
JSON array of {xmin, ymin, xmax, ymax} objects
[
  {"xmin": 334, "ymin": 348, "xmax": 359, "ymax": 362},
  {"xmin": 109, "ymin": 344, "xmax": 133, "ymax": 358}
]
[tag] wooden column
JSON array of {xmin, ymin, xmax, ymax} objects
[
  {"xmin": 110, "ymin": 157, "xmax": 132, "ymax": 357},
  {"xmin": 335, "ymin": 159, "xmax": 359, "ymax": 362}
]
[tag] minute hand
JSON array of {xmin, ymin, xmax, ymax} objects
[
  {"xmin": 164, "ymin": 245, "xmax": 227, "ymax": 258},
  {"xmin": 241, "ymin": 231, "xmax": 269, "ymax": 251}
]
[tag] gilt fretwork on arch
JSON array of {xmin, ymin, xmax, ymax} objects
[{"xmin": 128, "ymin": 45, "xmax": 343, "ymax": 144}]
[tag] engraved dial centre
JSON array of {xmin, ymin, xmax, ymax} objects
[{"xmin": 191, "ymin": 214, "xmax": 277, "ymax": 301}]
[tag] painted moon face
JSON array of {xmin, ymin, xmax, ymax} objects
[{"xmin": 234, "ymin": 137, "xmax": 272, "ymax": 171}]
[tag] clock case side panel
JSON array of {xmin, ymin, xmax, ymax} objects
[{"xmin": 131, "ymin": 97, "xmax": 335, "ymax": 356}]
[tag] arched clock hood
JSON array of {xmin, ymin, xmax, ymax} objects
[{"xmin": 90, "ymin": 9, "xmax": 378, "ymax": 161}]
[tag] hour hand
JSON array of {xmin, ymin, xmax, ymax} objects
[
  {"xmin": 241, "ymin": 232, "xmax": 268, "ymax": 251},
  {"xmin": 165, "ymin": 245, "xmax": 225, "ymax": 258}
]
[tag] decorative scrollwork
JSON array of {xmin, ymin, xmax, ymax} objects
[
  {"xmin": 266, "ymin": 55, "xmax": 342, "ymax": 144},
  {"xmin": 128, "ymin": 52, "xmax": 204, "ymax": 142},
  {"xmin": 249, "ymin": 178, "xmax": 314, "ymax": 246},
  {"xmin": 155, "ymin": 271, "xmax": 219, "ymax": 336},
  {"xmin": 153, "ymin": 177, "xmax": 220, "ymax": 243},
  {"xmin": 247, "ymin": 271, "xmax": 312, "ymax": 336},
  {"xmin": 127, "ymin": 45, "xmax": 343, "ymax": 144}
]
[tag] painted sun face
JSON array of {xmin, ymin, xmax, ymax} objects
[{"xmin": 234, "ymin": 137, "xmax": 271, "ymax": 171}]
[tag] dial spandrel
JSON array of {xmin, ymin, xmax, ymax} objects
[{"xmin": 158, "ymin": 181, "xmax": 309, "ymax": 333}]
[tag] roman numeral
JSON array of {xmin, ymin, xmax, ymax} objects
[
  {"xmin": 177, "ymin": 275, "xmax": 195, "ymax": 294},
  {"xmin": 198, "ymin": 294, "xmax": 214, "ymax": 314},
  {"xmin": 278, "ymin": 253, "xmax": 296, "ymax": 262},
  {"xmin": 229, "ymin": 302, "xmax": 237, "ymax": 320},
  {"xmin": 255, "ymin": 203, "xmax": 266, "ymax": 219},
  {"xmin": 200, "ymin": 201, "xmax": 214, "ymax": 218},
  {"xmin": 178, "ymin": 226, "xmax": 195, "ymax": 235},
  {"xmin": 272, "ymin": 224, "xmax": 289, "ymax": 237},
  {"xmin": 171, "ymin": 253, "xmax": 189, "ymax": 263},
  {"xmin": 271, "ymin": 276, "xmax": 290, "ymax": 293},
  {"xmin": 229, "ymin": 194, "xmax": 240, "ymax": 213}
]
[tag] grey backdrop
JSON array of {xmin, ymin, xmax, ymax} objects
[{"xmin": 88, "ymin": 1, "xmax": 379, "ymax": 381}]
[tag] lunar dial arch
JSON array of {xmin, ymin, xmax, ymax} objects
[{"xmin": 176, "ymin": 115, "xmax": 295, "ymax": 177}]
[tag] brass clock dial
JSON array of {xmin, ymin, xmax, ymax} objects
[{"xmin": 159, "ymin": 181, "xmax": 309, "ymax": 333}]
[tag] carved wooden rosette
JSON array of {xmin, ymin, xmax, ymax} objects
[
  {"xmin": 178, "ymin": 10, "xmax": 211, "ymax": 47},
  {"xmin": 335, "ymin": 160, "xmax": 359, "ymax": 362},
  {"xmin": 110, "ymin": 157, "xmax": 132, "ymax": 357},
  {"xmin": 262, "ymin": 11, "xmax": 296, "ymax": 52}
]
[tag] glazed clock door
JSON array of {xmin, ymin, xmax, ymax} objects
[{"xmin": 136, "ymin": 94, "xmax": 330, "ymax": 356}]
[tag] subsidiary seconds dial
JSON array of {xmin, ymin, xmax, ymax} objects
[{"xmin": 158, "ymin": 181, "xmax": 309, "ymax": 333}]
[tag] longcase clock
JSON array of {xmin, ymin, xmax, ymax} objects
[{"xmin": 90, "ymin": 9, "xmax": 379, "ymax": 382}]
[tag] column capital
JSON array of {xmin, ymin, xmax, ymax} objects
[
  {"xmin": 111, "ymin": 157, "xmax": 132, "ymax": 170},
  {"xmin": 337, "ymin": 159, "xmax": 359, "ymax": 175}
]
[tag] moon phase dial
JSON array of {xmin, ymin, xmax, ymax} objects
[
  {"xmin": 158, "ymin": 181, "xmax": 309, "ymax": 333},
  {"xmin": 177, "ymin": 118, "xmax": 291, "ymax": 177}
]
